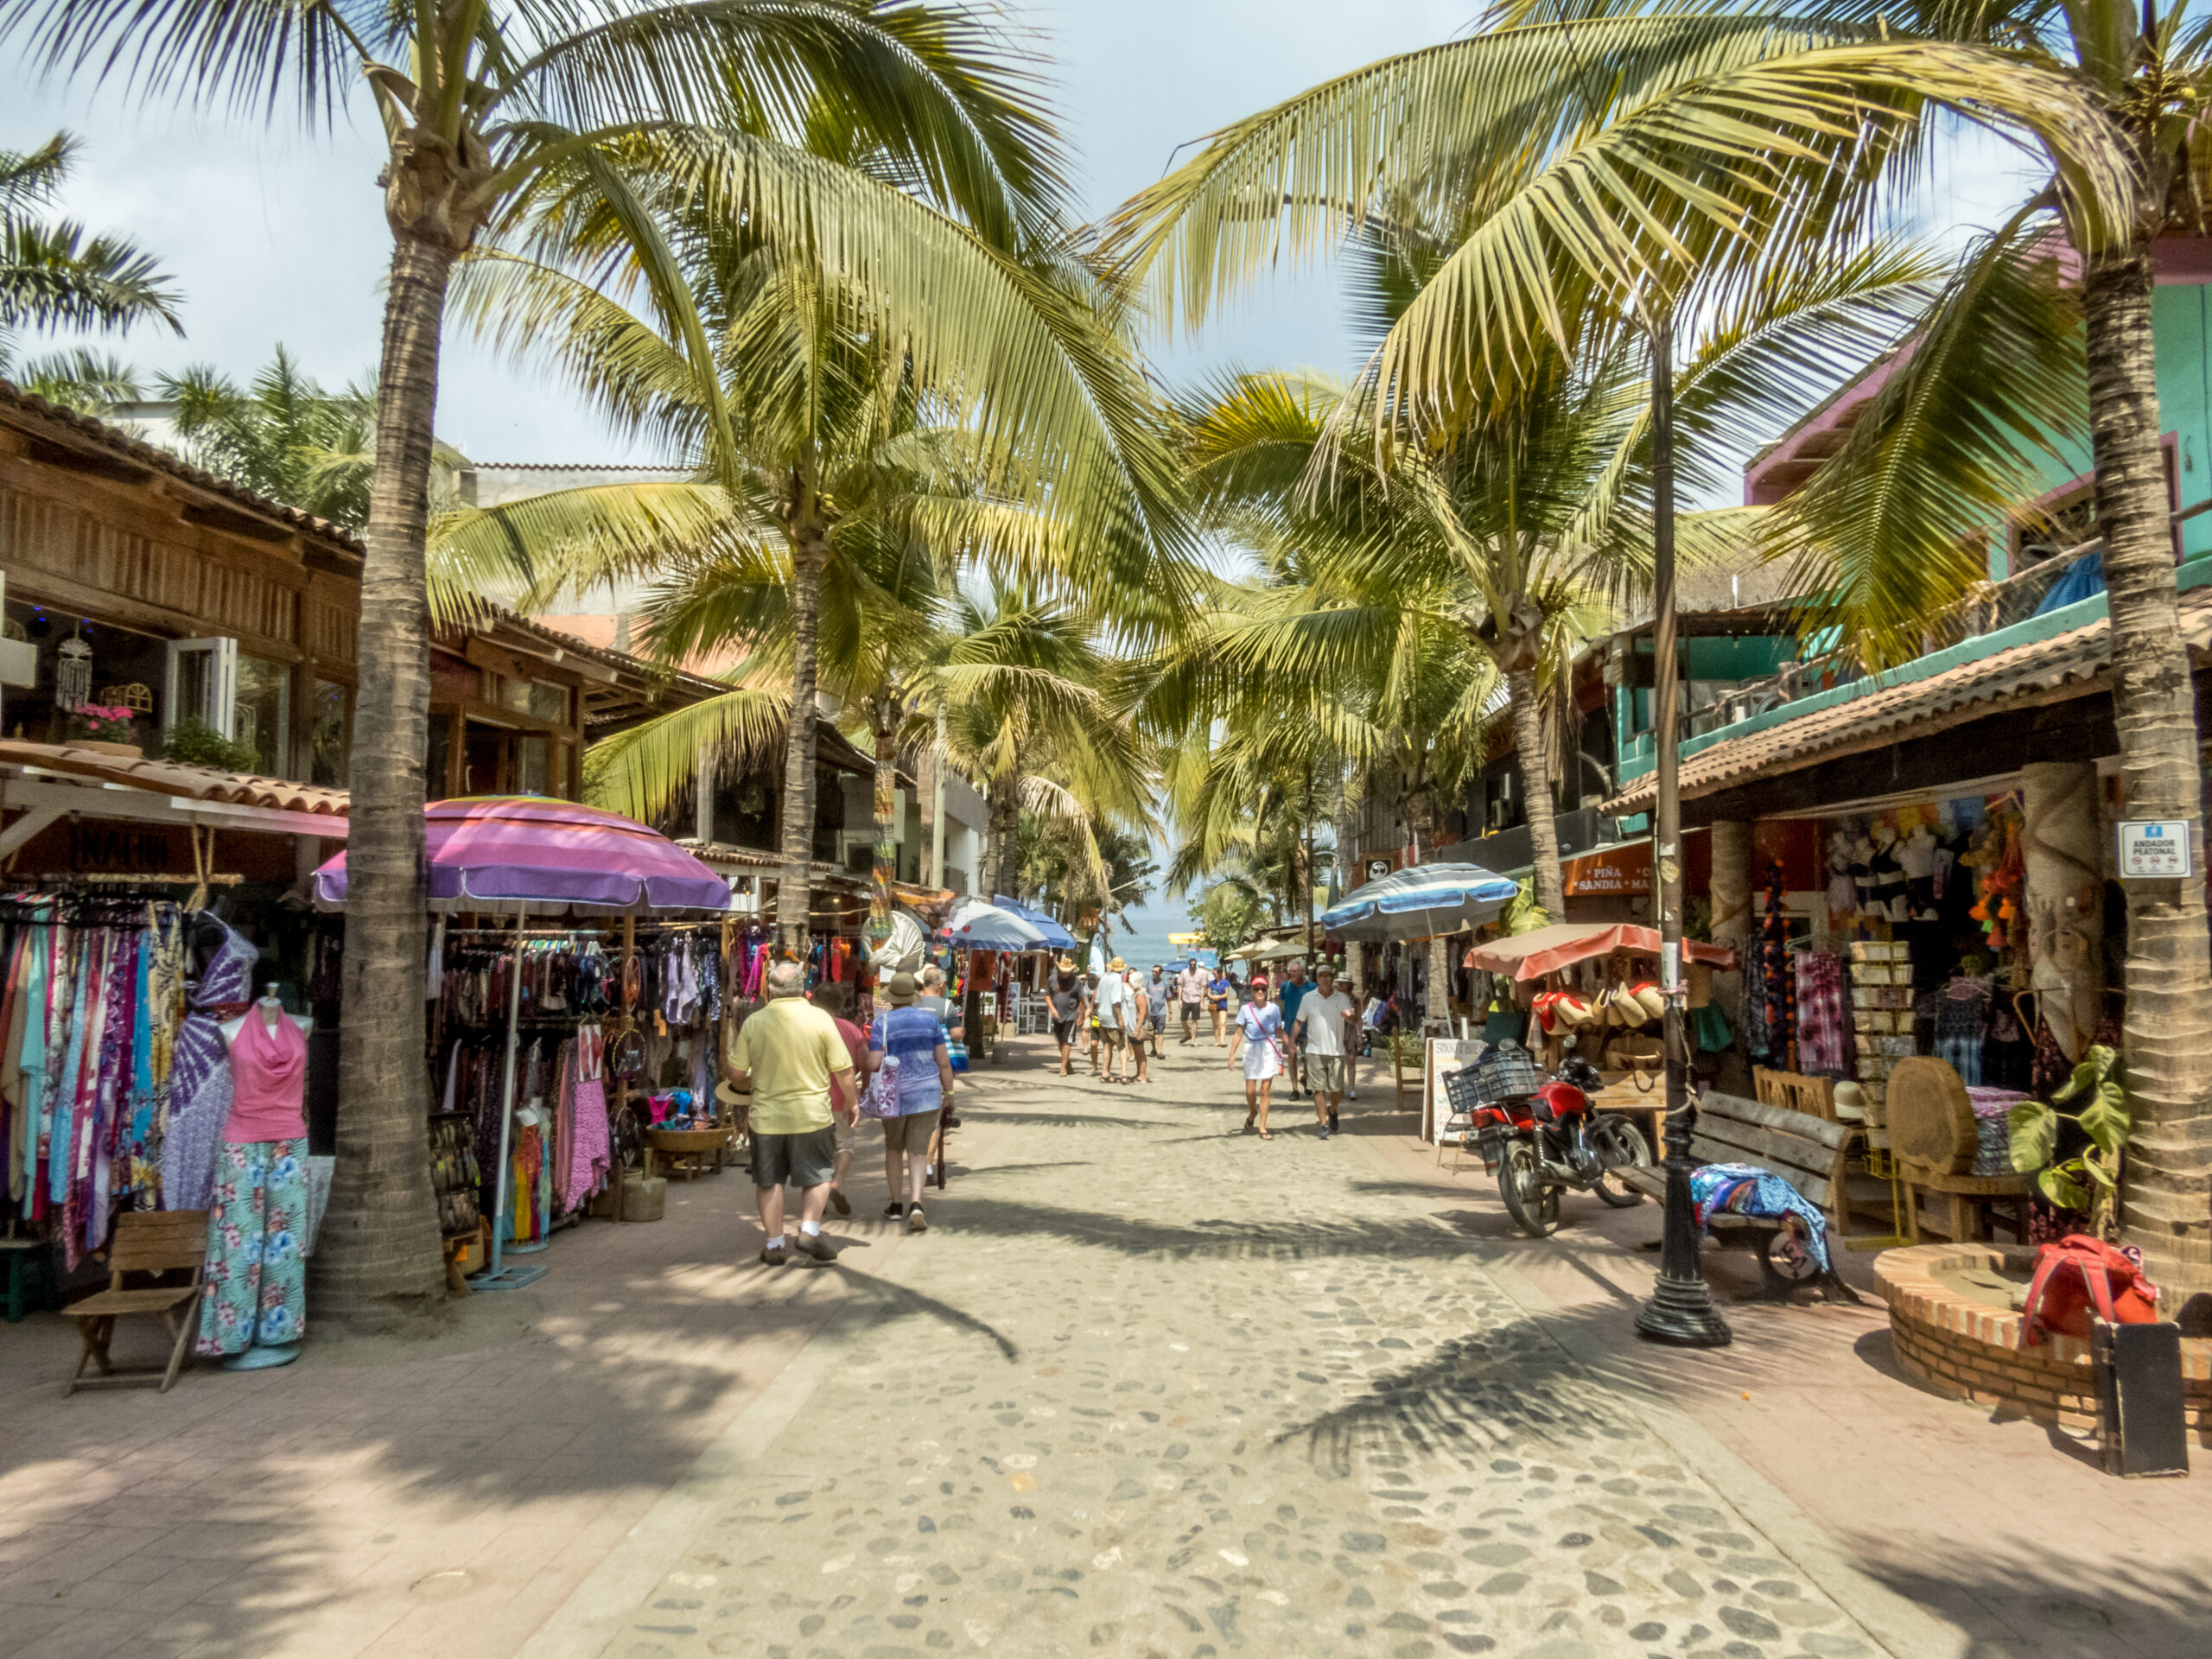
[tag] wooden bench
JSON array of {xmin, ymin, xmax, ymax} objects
[{"xmin": 1613, "ymin": 1090, "xmax": 1860, "ymax": 1304}]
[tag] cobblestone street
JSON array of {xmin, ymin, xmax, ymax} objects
[
  {"xmin": 9, "ymin": 1033, "xmax": 2209, "ymax": 1659},
  {"xmin": 522, "ymin": 1039, "xmax": 1897, "ymax": 1659}
]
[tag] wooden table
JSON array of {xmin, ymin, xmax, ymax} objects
[{"xmin": 644, "ymin": 1126, "xmax": 736, "ymax": 1182}]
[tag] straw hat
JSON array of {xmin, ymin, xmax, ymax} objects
[
  {"xmin": 1109, "ymin": 957, "xmax": 1126, "ymax": 971},
  {"xmin": 1055, "ymin": 955, "xmax": 1077, "ymax": 972},
  {"xmin": 1832, "ymin": 1081, "xmax": 1867, "ymax": 1123},
  {"xmin": 1629, "ymin": 980, "xmax": 1668, "ymax": 1024},
  {"xmin": 884, "ymin": 971, "xmax": 919, "ymax": 1006},
  {"xmin": 715, "ymin": 1079, "xmax": 747, "ymax": 1108}
]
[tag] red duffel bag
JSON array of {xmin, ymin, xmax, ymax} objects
[{"xmin": 2018, "ymin": 1234, "xmax": 2159, "ymax": 1345}]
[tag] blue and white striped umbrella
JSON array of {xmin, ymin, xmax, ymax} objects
[{"xmin": 1319, "ymin": 860, "xmax": 1519, "ymax": 942}]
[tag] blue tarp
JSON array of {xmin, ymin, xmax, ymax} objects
[{"xmin": 2034, "ymin": 550, "xmax": 2105, "ymax": 615}]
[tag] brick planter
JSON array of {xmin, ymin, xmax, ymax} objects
[{"xmin": 1873, "ymin": 1243, "xmax": 2212, "ymax": 1444}]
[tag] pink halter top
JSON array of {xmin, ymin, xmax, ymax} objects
[{"xmin": 225, "ymin": 1007, "xmax": 309, "ymax": 1142}]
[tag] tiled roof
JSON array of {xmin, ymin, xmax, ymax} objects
[
  {"xmin": 0, "ymin": 379, "xmax": 365, "ymax": 555},
  {"xmin": 1602, "ymin": 584, "xmax": 2212, "ymax": 814},
  {"xmin": 0, "ymin": 740, "xmax": 351, "ymax": 817}
]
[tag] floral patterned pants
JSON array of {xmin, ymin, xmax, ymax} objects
[{"xmin": 194, "ymin": 1138, "xmax": 308, "ymax": 1356}]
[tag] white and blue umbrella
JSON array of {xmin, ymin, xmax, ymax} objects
[
  {"xmin": 1319, "ymin": 860, "xmax": 1518, "ymax": 942},
  {"xmin": 991, "ymin": 893, "xmax": 1078, "ymax": 951},
  {"xmin": 942, "ymin": 899, "xmax": 1048, "ymax": 951}
]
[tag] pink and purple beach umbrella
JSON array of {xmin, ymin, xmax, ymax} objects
[{"xmin": 314, "ymin": 795, "xmax": 731, "ymax": 915}]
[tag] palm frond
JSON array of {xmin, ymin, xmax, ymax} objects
[
  {"xmin": 1764, "ymin": 204, "xmax": 2087, "ymax": 665},
  {"xmin": 582, "ymin": 683, "xmax": 791, "ymax": 823}
]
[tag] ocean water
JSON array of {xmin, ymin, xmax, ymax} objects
[{"xmin": 1091, "ymin": 903, "xmax": 1209, "ymax": 970}]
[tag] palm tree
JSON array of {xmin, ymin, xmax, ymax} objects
[
  {"xmin": 1480, "ymin": 0, "xmax": 2212, "ymax": 1290},
  {"xmin": 1105, "ymin": 5, "xmax": 2205, "ymax": 1286},
  {"xmin": 3, "ymin": 0, "xmax": 1133, "ymax": 1331},
  {"xmin": 931, "ymin": 585, "xmax": 1150, "ymax": 911},
  {"xmin": 585, "ymin": 582, "xmax": 1147, "ymax": 983},
  {"xmin": 156, "ymin": 348, "xmax": 379, "ymax": 526},
  {"xmin": 1166, "ymin": 219, "xmax": 1935, "ymax": 915},
  {"xmin": 1754, "ymin": 0, "xmax": 2212, "ymax": 1293},
  {"xmin": 467, "ymin": 213, "xmax": 1179, "ymax": 954},
  {"xmin": 1, "ymin": 131, "xmax": 179, "ymax": 385}
]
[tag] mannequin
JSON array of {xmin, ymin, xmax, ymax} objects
[
  {"xmin": 196, "ymin": 982, "xmax": 314, "ymax": 1371},
  {"xmin": 1899, "ymin": 824, "xmax": 1940, "ymax": 916}
]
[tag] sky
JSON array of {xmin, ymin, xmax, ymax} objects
[
  {"xmin": 3, "ymin": 1, "xmax": 1477, "ymax": 460},
  {"xmin": 3, "ymin": 1, "xmax": 2044, "ymax": 935}
]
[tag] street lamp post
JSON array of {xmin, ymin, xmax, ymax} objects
[{"xmin": 1635, "ymin": 309, "xmax": 1732, "ymax": 1350}]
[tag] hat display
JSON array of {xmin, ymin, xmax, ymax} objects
[{"xmin": 885, "ymin": 971, "xmax": 919, "ymax": 1006}]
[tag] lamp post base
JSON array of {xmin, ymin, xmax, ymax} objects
[{"xmin": 1637, "ymin": 1272, "xmax": 1733, "ymax": 1347}]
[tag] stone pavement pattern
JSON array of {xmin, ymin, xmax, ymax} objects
[{"xmin": 555, "ymin": 1044, "xmax": 1883, "ymax": 1659}]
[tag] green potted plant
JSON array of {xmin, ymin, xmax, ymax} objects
[
  {"xmin": 2007, "ymin": 1044, "xmax": 2128, "ymax": 1240},
  {"xmin": 65, "ymin": 702, "xmax": 142, "ymax": 758},
  {"xmin": 156, "ymin": 716, "xmax": 263, "ymax": 773}
]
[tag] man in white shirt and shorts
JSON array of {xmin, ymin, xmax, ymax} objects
[{"xmin": 1291, "ymin": 964, "xmax": 1357, "ymax": 1140}]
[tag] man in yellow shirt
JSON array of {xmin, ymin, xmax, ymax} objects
[{"xmin": 727, "ymin": 960, "xmax": 858, "ymax": 1266}]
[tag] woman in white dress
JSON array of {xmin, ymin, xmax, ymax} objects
[{"xmin": 1236, "ymin": 976, "xmax": 1287, "ymax": 1138}]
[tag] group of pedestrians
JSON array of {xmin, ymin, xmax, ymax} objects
[
  {"xmin": 724, "ymin": 960, "xmax": 957, "ymax": 1267},
  {"xmin": 1042, "ymin": 955, "xmax": 1179, "ymax": 1082},
  {"xmin": 1228, "ymin": 961, "xmax": 1358, "ymax": 1139}
]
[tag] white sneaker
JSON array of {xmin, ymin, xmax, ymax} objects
[{"xmin": 1347, "ymin": 1088, "xmax": 1358, "ymax": 1100}]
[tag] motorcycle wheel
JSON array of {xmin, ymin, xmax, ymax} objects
[
  {"xmin": 1497, "ymin": 1141, "xmax": 1560, "ymax": 1237},
  {"xmin": 1589, "ymin": 1115, "xmax": 1651, "ymax": 1208}
]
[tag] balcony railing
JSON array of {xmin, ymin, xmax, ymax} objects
[{"xmin": 1681, "ymin": 494, "xmax": 2212, "ymax": 741}]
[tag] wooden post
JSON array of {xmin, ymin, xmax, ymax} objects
[
  {"xmin": 1708, "ymin": 819, "xmax": 1753, "ymax": 1094},
  {"xmin": 2022, "ymin": 762, "xmax": 2104, "ymax": 1065}
]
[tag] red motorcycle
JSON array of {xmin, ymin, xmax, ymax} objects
[{"xmin": 1447, "ymin": 1047, "xmax": 1652, "ymax": 1236}]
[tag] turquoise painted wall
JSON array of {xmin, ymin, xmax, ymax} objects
[
  {"xmin": 2160, "ymin": 284, "xmax": 2212, "ymax": 560},
  {"xmin": 1973, "ymin": 282, "xmax": 2212, "ymax": 575},
  {"xmin": 1610, "ymin": 282, "xmax": 2212, "ymax": 781}
]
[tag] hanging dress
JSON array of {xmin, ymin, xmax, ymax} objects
[
  {"xmin": 162, "ymin": 919, "xmax": 259, "ymax": 1215},
  {"xmin": 565, "ymin": 1023, "xmax": 610, "ymax": 1211}
]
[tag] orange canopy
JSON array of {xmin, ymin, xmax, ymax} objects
[{"xmin": 1462, "ymin": 922, "xmax": 1737, "ymax": 982}]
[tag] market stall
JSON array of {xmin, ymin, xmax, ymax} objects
[
  {"xmin": 315, "ymin": 797, "xmax": 734, "ymax": 1291},
  {"xmin": 1445, "ymin": 923, "xmax": 1738, "ymax": 1149}
]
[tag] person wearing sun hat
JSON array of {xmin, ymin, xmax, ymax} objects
[
  {"xmin": 1233, "ymin": 973, "xmax": 1287, "ymax": 1136},
  {"xmin": 1046, "ymin": 962, "xmax": 1084, "ymax": 1075},
  {"xmin": 727, "ymin": 959, "xmax": 857, "ymax": 1266},
  {"xmin": 1096, "ymin": 956, "xmax": 1133, "ymax": 1083},
  {"xmin": 868, "ymin": 970, "xmax": 957, "ymax": 1230}
]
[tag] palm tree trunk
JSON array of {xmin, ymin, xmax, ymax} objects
[
  {"xmin": 1505, "ymin": 665, "xmax": 1567, "ymax": 919},
  {"xmin": 2082, "ymin": 244, "xmax": 2212, "ymax": 1294},
  {"xmin": 777, "ymin": 526, "xmax": 828, "ymax": 955},
  {"xmin": 1302, "ymin": 767, "xmax": 1319, "ymax": 963},
  {"xmin": 986, "ymin": 787, "xmax": 1019, "ymax": 901},
  {"xmin": 866, "ymin": 675, "xmax": 901, "ymax": 949},
  {"xmin": 312, "ymin": 232, "xmax": 451, "ymax": 1334}
]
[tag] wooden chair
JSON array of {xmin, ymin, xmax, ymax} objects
[
  {"xmin": 1887, "ymin": 1057, "xmax": 2035, "ymax": 1243},
  {"xmin": 63, "ymin": 1210, "xmax": 209, "ymax": 1396}
]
